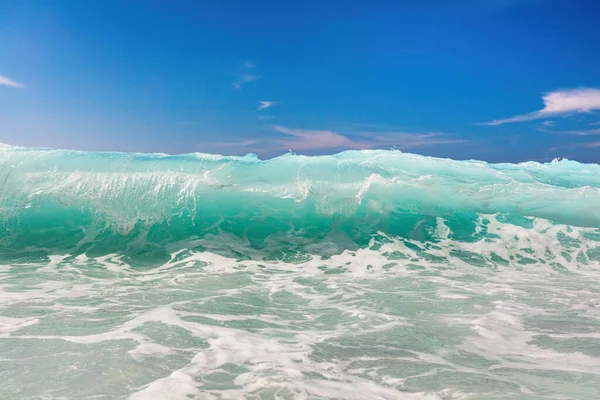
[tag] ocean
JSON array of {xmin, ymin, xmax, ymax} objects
[{"xmin": 1, "ymin": 144, "xmax": 599, "ymax": 399}]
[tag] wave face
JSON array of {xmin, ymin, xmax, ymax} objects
[
  {"xmin": 1, "ymin": 145, "xmax": 599, "ymax": 255},
  {"xmin": 1, "ymin": 145, "xmax": 600, "ymax": 399}
]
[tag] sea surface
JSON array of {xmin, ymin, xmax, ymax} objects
[{"xmin": 1, "ymin": 144, "xmax": 600, "ymax": 399}]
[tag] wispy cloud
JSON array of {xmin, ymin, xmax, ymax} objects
[
  {"xmin": 232, "ymin": 74, "xmax": 257, "ymax": 90},
  {"xmin": 479, "ymin": 88, "xmax": 600, "ymax": 126},
  {"xmin": 256, "ymin": 101, "xmax": 278, "ymax": 111},
  {"xmin": 537, "ymin": 125, "xmax": 600, "ymax": 136},
  {"xmin": 0, "ymin": 75, "xmax": 24, "ymax": 88},
  {"xmin": 205, "ymin": 126, "xmax": 465, "ymax": 155},
  {"xmin": 222, "ymin": 126, "xmax": 466, "ymax": 153},
  {"xmin": 349, "ymin": 130, "xmax": 468, "ymax": 150},
  {"xmin": 553, "ymin": 140, "xmax": 600, "ymax": 151},
  {"xmin": 257, "ymin": 116, "xmax": 276, "ymax": 121},
  {"xmin": 556, "ymin": 129, "xmax": 600, "ymax": 136},
  {"xmin": 272, "ymin": 126, "xmax": 356, "ymax": 150},
  {"xmin": 231, "ymin": 60, "xmax": 258, "ymax": 89},
  {"xmin": 545, "ymin": 125, "xmax": 600, "ymax": 152}
]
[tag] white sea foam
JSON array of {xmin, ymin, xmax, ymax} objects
[{"xmin": 1, "ymin": 205, "xmax": 600, "ymax": 399}]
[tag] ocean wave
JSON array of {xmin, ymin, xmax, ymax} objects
[
  {"xmin": 2, "ymin": 145, "xmax": 600, "ymax": 399},
  {"xmin": 0, "ymin": 144, "xmax": 599, "ymax": 256}
]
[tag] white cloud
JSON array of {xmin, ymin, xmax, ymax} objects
[
  {"xmin": 561, "ymin": 140, "xmax": 600, "ymax": 149},
  {"xmin": 537, "ymin": 125, "xmax": 600, "ymax": 136},
  {"xmin": 479, "ymin": 88, "xmax": 600, "ymax": 126},
  {"xmin": 272, "ymin": 126, "xmax": 354, "ymax": 150},
  {"xmin": 232, "ymin": 74, "xmax": 257, "ymax": 90},
  {"xmin": 271, "ymin": 126, "xmax": 467, "ymax": 151},
  {"xmin": 256, "ymin": 101, "xmax": 278, "ymax": 111},
  {"xmin": 557, "ymin": 129, "xmax": 600, "ymax": 136},
  {"xmin": 209, "ymin": 126, "xmax": 467, "ymax": 155},
  {"xmin": 0, "ymin": 75, "xmax": 24, "ymax": 88}
]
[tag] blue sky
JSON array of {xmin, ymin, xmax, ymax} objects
[{"xmin": 1, "ymin": 0, "xmax": 599, "ymax": 162}]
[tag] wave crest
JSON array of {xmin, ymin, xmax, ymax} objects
[{"xmin": 0, "ymin": 145, "xmax": 599, "ymax": 256}]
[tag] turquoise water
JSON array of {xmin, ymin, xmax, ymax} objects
[{"xmin": 1, "ymin": 144, "xmax": 600, "ymax": 399}]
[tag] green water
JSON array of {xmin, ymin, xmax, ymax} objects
[{"xmin": 1, "ymin": 145, "xmax": 599, "ymax": 399}]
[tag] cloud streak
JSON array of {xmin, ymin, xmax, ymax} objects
[
  {"xmin": 219, "ymin": 126, "xmax": 467, "ymax": 154},
  {"xmin": 542, "ymin": 124, "xmax": 600, "ymax": 151},
  {"xmin": 0, "ymin": 75, "xmax": 24, "ymax": 88},
  {"xmin": 232, "ymin": 60, "xmax": 258, "ymax": 89},
  {"xmin": 553, "ymin": 140, "xmax": 600, "ymax": 151},
  {"xmin": 256, "ymin": 101, "xmax": 278, "ymax": 111},
  {"xmin": 232, "ymin": 74, "xmax": 257, "ymax": 90},
  {"xmin": 272, "ymin": 126, "xmax": 467, "ymax": 151},
  {"xmin": 272, "ymin": 126, "xmax": 357, "ymax": 150},
  {"xmin": 479, "ymin": 88, "xmax": 600, "ymax": 126},
  {"xmin": 537, "ymin": 125, "xmax": 600, "ymax": 136}
]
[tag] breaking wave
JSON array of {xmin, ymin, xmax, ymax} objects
[
  {"xmin": 1, "ymin": 144, "xmax": 598, "ymax": 254},
  {"xmin": 2, "ymin": 144, "xmax": 600, "ymax": 399}
]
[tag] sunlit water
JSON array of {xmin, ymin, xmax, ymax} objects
[{"xmin": 1, "ymin": 145, "xmax": 599, "ymax": 399}]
